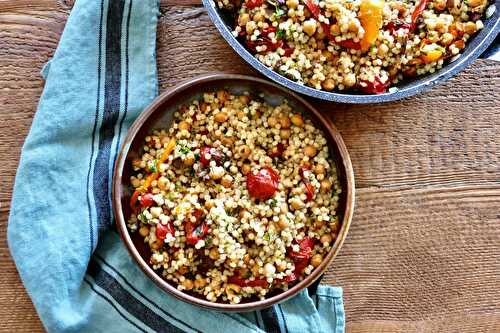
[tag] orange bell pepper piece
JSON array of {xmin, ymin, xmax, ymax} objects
[{"xmin": 359, "ymin": 0, "xmax": 385, "ymax": 51}]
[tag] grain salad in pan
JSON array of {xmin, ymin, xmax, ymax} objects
[
  {"xmin": 127, "ymin": 90, "xmax": 341, "ymax": 304},
  {"xmin": 217, "ymin": 0, "xmax": 491, "ymax": 94}
]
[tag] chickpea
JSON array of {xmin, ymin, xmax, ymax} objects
[
  {"xmin": 267, "ymin": 116, "xmax": 278, "ymax": 127},
  {"xmin": 226, "ymin": 284, "xmax": 241, "ymax": 297},
  {"xmin": 276, "ymin": 261, "xmax": 287, "ymax": 272},
  {"xmin": 464, "ymin": 21, "xmax": 477, "ymax": 35},
  {"xmin": 279, "ymin": 116, "xmax": 291, "ymax": 129},
  {"xmin": 290, "ymin": 114, "xmax": 304, "ymax": 127},
  {"xmin": 183, "ymin": 153, "xmax": 195, "ymax": 166},
  {"xmin": 322, "ymin": 50, "xmax": 334, "ymax": 61},
  {"xmin": 237, "ymin": 111, "xmax": 246, "ymax": 119},
  {"xmin": 253, "ymin": 12, "xmax": 264, "ymax": 22},
  {"xmin": 237, "ymin": 145, "xmax": 251, "ymax": 159},
  {"xmin": 178, "ymin": 121, "xmax": 190, "ymax": 131},
  {"xmin": 311, "ymin": 254, "xmax": 323, "ymax": 268},
  {"xmin": 290, "ymin": 198, "xmax": 304, "ymax": 210},
  {"xmin": 217, "ymin": 90, "xmax": 229, "ymax": 103},
  {"xmin": 343, "ymin": 73, "xmax": 357, "ymax": 88},
  {"xmin": 205, "ymin": 200, "xmax": 214, "ymax": 210},
  {"xmin": 209, "ymin": 247, "xmax": 220, "ymax": 260},
  {"xmin": 150, "ymin": 240, "xmax": 162, "ymax": 250},
  {"xmin": 221, "ymin": 175, "xmax": 233, "ymax": 188},
  {"xmin": 132, "ymin": 159, "xmax": 142, "ymax": 169},
  {"xmin": 286, "ymin": 0, "xmax": 299, "ymax": 8},
  {"xmin": 278, "ymin": 215, "xmax": 289, "ymax": 229},
  {"xmin": 139, "ymin": 225, "xmax": 150, "ymax": 237},
  {"xmin": 182, "ymin": 279, "xmax": 194, "ymax": 290},
  {"xmin": 330, "ymin": 24, "xmax": 340, "ymax": 36},
  {"xmin": 441, "ymin": 32, "xmax": 454, "ymax": 46},
  {"xmin": 194, "ymin": 277, "xmax": 207, "ymax": 289},
  {"xmin": 214, "ymin": 111, "xmax": 228, "ymax": 123},
  {"xmin": 467, "ymin": 0, "xmax": 485, "ymax": 7},
  {"xmin": 199, "ymin": 102, "xmax": 208, "ymax": 112},
  {"xmin": 315, "ymin": 219, "xmax": 326, "ymax": 229},
  {"xmin": 221, "ymin": 136, "xmax": 235, "ymax": 146},
  {"xmin": 235, "ymin": 94, "xmax": 248, "ymax": 103},
  {"xmin": 246, "ymin": 21, "xmax": 257, "ymax": 34},
  {"xmin": 377, "ymin": 43, "xmax": 389, "ymax": 57},
  {"xmin": 241, "ymin": 163, "xmax": 251, "ymax": 175},
  {"xmin": 322, "ymin": 78, "xmax": 335, "ymax": 91},
  {"xmin": 314, "ymin": 164, "xmax": 326, "ymax": 175},
  {"xmin": 303, "ymin": 19, "xmax": 317, "ymax": 36},
  {"xmin": 320, "ymin": 179, "xmax": 332, "ymax": 193},
  {"xmin": 320, "ymin": 234, "xmax": 332, "ymax": 245},
  {"xmin": 280, "ymin": 128, "xmax": 291, "ymax": 139},
  {"xmin": 238, "ymin": 13, "xmax": 250, "ymax": 27},
  {"xmin": 304, "ymin": 145, "xmax": 317, "ymax": 157},
  {"xmin": 157, "ymin": 176, "xmax": 168, "ymax": 190}
]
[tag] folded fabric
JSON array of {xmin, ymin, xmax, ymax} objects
[{"xmin": 7, "ymin": 0, "xmax": 345, "ymax": 332}]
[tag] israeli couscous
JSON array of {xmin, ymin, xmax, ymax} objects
[
  {"xmin": 218, "ymin": 0, "xmax": 493, "ymax": 93},
  {"xmin": 127, "ymin": 90, "xmax": 341, "ymax": 304}
]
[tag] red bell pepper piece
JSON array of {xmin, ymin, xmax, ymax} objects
[
  {"xmin": 299, "ymin": 166, "xmax": 315, "ymax": 202},
  {"xmin": 246, "ymin": 167, "xmax": 280, "ymax": 200},
  {"xmin": 358, "ymin": 76, "xmax": 390, "ymax": 94},
  {"xmin": 411, "ymin": 0, "xmax": 428, "ymax": 30},
  {"xmin": 337, "ymin": 39, "xmax": 361, "ymax": 50},
  {"xmin": 304, "ymin": 0, "xmax": 320, "ymax": 18},
  {"xmin": 385, "ymin": 21, "xmax": 411, "ymax": 37},
  {"xmin": 227, "ymin": 276, "xmax": 269, "ymax": 288},
  {"xmin": 130, "ymin": 190, "xmax": 141, "ymax": 213}
]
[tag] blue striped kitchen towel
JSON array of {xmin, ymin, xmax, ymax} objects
[{"xmin": 7, "ymin": 0, "xmax": 345, "ymax": 332}]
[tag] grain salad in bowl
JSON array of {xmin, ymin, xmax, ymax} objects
[
  {"xmin": 126, "ymin": 90, "xmax": 342, "ymax": 304},
  {"xmin": 216, "ymin": 0, "xmax": 492, "ymax": 94}
]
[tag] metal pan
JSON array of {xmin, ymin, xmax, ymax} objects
[{"xmin": 203, "ymin": 0, "xmax": 499, "ymax": 104}]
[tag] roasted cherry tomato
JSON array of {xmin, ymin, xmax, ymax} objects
[
  {"xmin": 156, "ymin": 222, "xmax": 175, "ymax": 241},
  {"xmin": 246, "ymin": 167, "xmax": 280, "ymax": 200},
  {"xmin": 185, "ymin": 221, "xmax": 209, "ymax": 245},
  {"xmin": 245, "ymin": 0, "xmax": 263, "ymax": 9},
  {"xmin": 385, "ymin": 21, "xmax": 411, "ymax": 37},
  {"xmin": 288, "ymin": 237, "xmax": 315, "ymax": 275},
  {"xmin": 140, "ymin": 193, "xmax": 155, "ymax": 208},
  {"xmin": 200, "ymin": 146, "xmax": 224, "ymax": 167},
  {"xmin": 130, "ymin": 190, "xmax": 141, "ymax": 212}
]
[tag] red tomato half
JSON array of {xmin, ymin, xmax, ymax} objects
[
  {"xmin": 246, "ymin": 167, "xmax": 280, "ymax": 200},
  {"xmin": 140, "ymin": 193, "xmax": 155, "ymax": 208},
  {"xmin": 156, "ymin": 222, "xmax": 175, "ymax": 241}
]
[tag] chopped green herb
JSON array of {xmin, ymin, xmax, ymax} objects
[
  {"xmin": 168, "ymin": 193, "xmax": 175, "ymax": 201},
  {"xmin": 263, "ymin": 232, "xmax": 270, "ymax": 241},
  {"xmin": 148, "ymin": 160, "xmax": 158, "ymax": 173},
  {"xmin": 274, "ymin": 8, "xmax": 285, "ymax": 18},
  {"xmin": 194, "ymin": 153, "xmax": 200, "ymax": 161},
  {"xmin": 269, "ymin": 198, "xmax": 277, "ymax": 207},
  {"xmin": 180, "ymin": 145, "xmax": 191, "ymax": 154},
  {"xmin": 276, "ymin": 29, "xmax": 286, "ymax": 39}
]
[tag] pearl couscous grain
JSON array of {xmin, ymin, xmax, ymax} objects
[
  {"xmin": 127, "ymin": 90, "xmax": 341, "ymax": 304},
  {"xmin": 218, "ymin": 0, "xmax": 491, "ymax": 94}
]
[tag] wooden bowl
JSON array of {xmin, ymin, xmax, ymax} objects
[{"xmin": 112, "ymin": 74, "xmax": 355, "ymax": 311}]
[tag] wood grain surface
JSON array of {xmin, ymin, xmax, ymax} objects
[{"xmin": 0, "ymin": 1, "xmax": 499, "ymax": 332}]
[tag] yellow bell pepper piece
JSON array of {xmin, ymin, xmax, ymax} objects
[
  {"xmin": 420, "ymin": 43, "xmax": 444, "ymax": 63},
  {"xmin": 359, "ymin": 0, "xmax": 385, "ymax": 52}
]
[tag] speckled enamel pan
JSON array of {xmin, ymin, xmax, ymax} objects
[{"xmin": 203, "ymin": 0, "xmax": 500, "ymax": 103}]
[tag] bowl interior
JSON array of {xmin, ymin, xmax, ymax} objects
[
  {"xmin": 204, "ymin": 0, "xmax": 500, "ymax": 103},
  {"xmin": 113, "ymin": 74, "xmax": 354, "ymax": 311}
]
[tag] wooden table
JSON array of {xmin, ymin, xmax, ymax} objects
[{"xmin": 0, "ymin": 1, "xmax": 499, "ymax": 332}]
